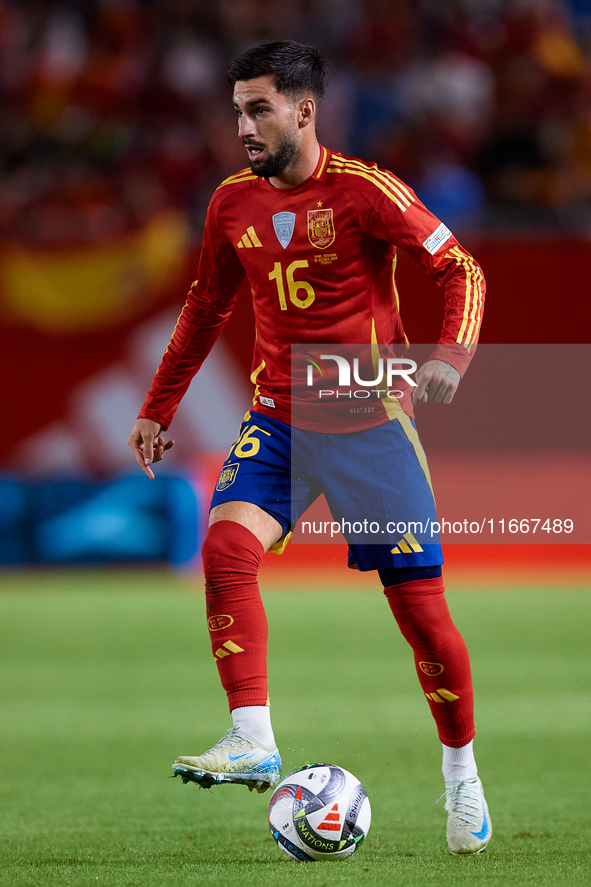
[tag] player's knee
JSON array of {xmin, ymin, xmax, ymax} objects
[
  {"xmin": 383, "ymin": 574, "xmax": 456, "ymax": 649},
  {"xmin": 392, "ymin": 599, "xmax": 462, "ymax": 651},
  {"xmin": 397, "ymin": 612, "xmax": 450, "ymax": 650},
  {"xmin": 201, "ymin": 520, "xmax": 264, "ymax": 588},
  {"xmin": 201, "ymin": 529, "xmax": 224, "ymax": 588}
]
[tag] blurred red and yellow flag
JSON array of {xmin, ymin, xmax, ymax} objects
[{"xmin": 0, "ymin": 210, "xmax": 188, "ymax": 332}]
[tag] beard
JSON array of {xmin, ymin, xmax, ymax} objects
[{"xmin": 248, "ymin": 133, "xmax": 298, "ymax": 177}]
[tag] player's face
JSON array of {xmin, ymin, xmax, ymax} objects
[{"xmin": 232, "ymin": 75, "xmax": 301, "ymax": 177}]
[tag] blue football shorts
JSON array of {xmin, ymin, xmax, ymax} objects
[{"xmin": 210, "ymin": 412, "xmax": 442, "ymax": 572}]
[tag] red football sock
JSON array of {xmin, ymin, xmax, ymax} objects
[
  {"xmin": 201, "ymin": 521, "xmax": 268, "ymax": 711},
  {"xmin": 384, "ymin": 577, "xmax": 475, "ymax": 747}
]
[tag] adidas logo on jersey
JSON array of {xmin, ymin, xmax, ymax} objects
[
  {"xmin": 390, "ymin": 532, "xmax": 423, "ymax": 555},
  {"xmin": 237, "ymin": 226, "xmax": 262, "ymax": 248}
]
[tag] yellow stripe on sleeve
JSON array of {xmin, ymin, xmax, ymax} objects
[
  {"xmin": 444, "ymin": 246, "xmax": 484, "ymax": 346},
  {"xmin": 216, "ymin": 169, "xmax": 257, "ymax": 191},
  {"xmin": 465, "ymin": 259, "xmax": 484, "ymax": 344},
  {"xmin": 327, "ymin": 159, "xmax": 412, "ymax": 213},
  {"xmin": 331, "ymin": 156, "xmax": 414, "ymax": 208}
]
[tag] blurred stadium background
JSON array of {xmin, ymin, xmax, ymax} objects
[
  {"xmin": 1, "ymin": 0, "xmax": 590, "ymax": 579},
  {"xmin": 1, "ymin": 3, "xmax": 590, "ymax": 883}
]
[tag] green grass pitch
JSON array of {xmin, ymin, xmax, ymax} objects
[{"xmin": 0, "ymin": 570, "xmax": 589, "ymax": 886}]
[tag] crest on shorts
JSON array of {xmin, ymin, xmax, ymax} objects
[
  {"xmin": 307, "ymin": 208, "xmax": 335, "ymax": 249},
  {"xmin": 215, "ymin": 462, "xmax": 239, "ymax": 492}
]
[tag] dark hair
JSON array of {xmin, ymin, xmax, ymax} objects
[{"xmin": 227, "ymin": 40, "xmax": 329, "ymax": 104}]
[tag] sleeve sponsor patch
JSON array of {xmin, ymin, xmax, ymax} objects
[{"xmin": 423, "ymin": 223, "xmax": 452, "ymax": 255}]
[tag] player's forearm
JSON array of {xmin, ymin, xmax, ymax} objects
[
  {"xmin": 138, "ymin": 301, "xmax": 234, "ymax": 430},
  {"xmin": 430, "ymin": 246, "xmax": 486, "ymax": 375},
  {"xmin": 138, "ymin": 217, "xmax": 245, "ymax": 429}
]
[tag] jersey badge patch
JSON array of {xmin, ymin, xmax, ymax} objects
[
  {"xmin": 272, "ymin": 212, "xmax": 296, "ymax": 249},
  {"xmin": 215, "ymin": 462, "xmax": 239, "ymax": 492},
  {"xmin": 423, "ymin": 222, "xmax": 452, "ymax": 255},
  {"xmin": 307, "ymin": 208, "xmax": 335, "ymax": 249},
  {"xmin": 259, "ymin": 396, "xmax": 275, "ymax": 408}
]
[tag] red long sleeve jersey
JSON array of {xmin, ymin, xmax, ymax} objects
[{"xmin": 139, "ymin": 146, "xmax": 485, "ymax": 432}]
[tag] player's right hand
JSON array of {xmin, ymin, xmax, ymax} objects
[{"xmin": 127, "ymin": 418, "xmax": 174, "ymax": 479}]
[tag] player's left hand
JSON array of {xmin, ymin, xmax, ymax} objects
[
  {"xmin": 412, "ymin": 359, "xmax": 461, "ymax": 405},
  {"xmin": 128, "ymin": 418, "xmax": 174, "ymax": 479}
]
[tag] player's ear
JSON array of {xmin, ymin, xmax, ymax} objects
[{"xmin": 298, "ymin": 97, "xmax": 315, "ymax": 128}]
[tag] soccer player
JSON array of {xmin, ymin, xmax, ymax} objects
[{"xmin": 128, "ymin": 41, "xmax": 490, "ymax": 855}]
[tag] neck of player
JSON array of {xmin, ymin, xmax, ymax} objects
[{"xmin": 268, "ymin": 141, "xmax": 321, "ymax": 190}]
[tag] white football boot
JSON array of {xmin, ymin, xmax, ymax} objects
[
  {"xmin": 173, "ymin": 727, "xmax": 282, "ymax": 793},
  {"xmin": 443, "ymin": 776, "xmax": 492, "ymax": 854}
]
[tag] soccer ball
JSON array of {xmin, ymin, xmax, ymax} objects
[{"xmin": 268, "ymin": 763, "xmax": 371, "ymax": 861}]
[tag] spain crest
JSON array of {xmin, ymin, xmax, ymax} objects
[
  {"xmin": 307, "ymin": 208, "xmax": 335, "ymax": 249},
  {"xmin": 215, "ymin": 462, "xmax": 239, "ymax": 492}
]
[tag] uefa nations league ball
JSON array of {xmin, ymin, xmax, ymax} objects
[{"xmin": 268, "ymin": 763, "xmax": 371, "ymax": 861}]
